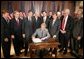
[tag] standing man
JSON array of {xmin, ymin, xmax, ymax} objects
[
  {"xmin": 19, "ymin": 11, "xmax": 25, "ymax": 51},
  {"xmin": 1, "ymin": 10, "xmax": 11, "ymax": 58},
  {"xmin": 22, "ymin": 10, "xmax": 33, "ymax": 56},
  {"xmin": 10, "ymin": 11, "xmax": 22, "ymax": 56},
  {"xmin": 71, "ymin": 10, "xmax": 83, "ymax": 58},
  {"xmin": 59, "ymin": 9, "xmax": 74, "ymax": 54},
  {"xmin": 33, "ymin": 12, "xmax": 41, "ymax": 33},
  {"xmin": 49, "ymin": 13, "xmax": 61, "ymax": 40},
  {"xmin": 41, "ymin": 11, "xmax": 50, "ymax": 29}
]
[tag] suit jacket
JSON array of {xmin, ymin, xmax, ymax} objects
[
  {"xmin": 48, "ymin": 16, "xmax": 53, "ymax": 20},
  {"xmin": 60, "ymin": 15, "xmax": 74, "ymax": 37},
  {"xmin": 32, "ymin": 16, "xmax": 41, "ymax": 32},
  {"xmin": 49, "ymin": 19, "xmax": 61, "ymax": 39},
  {"xmin": 22, "ymin": 17, "xmax": 33, "ymax": 38},
  {"xmin": 10, "ymin": 18, "xmax": 22, "ymax": 37},
  {"xmin": 1, "ymin": 17, "xmax": 11, "ymax": 42},
  {"xmin": 32, "ymin": 28, "xmax": 50, "ymax": 39},
  {"xmin": 72, "ymin": 17, "xmax": 83, "ymax": 39}
]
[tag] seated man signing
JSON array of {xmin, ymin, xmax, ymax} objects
[{"xmin": 32, "ymin": 23, "xmax": 50, "ymax": 42}]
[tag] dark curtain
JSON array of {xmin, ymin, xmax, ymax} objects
[{"xmin": 1, "ymin": 1, "xmax": 75, "ymax": 14}]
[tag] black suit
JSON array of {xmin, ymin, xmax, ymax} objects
[
  {"xmin": 1, "ymin": 17, "xmax": 11, "ymax": 58},
  {"xmin": 22, "ymin": 17, "xmax": 33, "ymax": 55},
  {"xmin": 49, "ymin": 19, "xmax": 61, "ymax": 39},
  {"xmin": 32, "ymin": 16, "xmax": 41, "ymax": 33},
  {"xmin": 49, "ymin": 18, "xmax": 61, "ymax": 54},
  {"xmin": 48, "ymin": 16, "xmax": 53, "ymax": 20},
  {"xmin": 19, "ymin": 18, "xmax": 25, "ymax": 50},
  {"xmin": 10, "ymin": 18, "xmax": 22, "ymax": 55},
  {"xmin": 71, "ymin": 17, "xmax": 83, "ymax": 57},
  {"xmin": 59, "ymin": 15, "xmax": 74, "ymax": 53}
]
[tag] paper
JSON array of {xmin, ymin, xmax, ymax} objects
[{"xmin": 32, "ymin": 38, "xmax": 42, "ymax": 43}]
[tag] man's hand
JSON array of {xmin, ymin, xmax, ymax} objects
[
  {"xmin": 77, "ymin": 36, "xmax": 81, "ymax": 40},
  {"xmin": 22, "ymin": 34, "xmax": 25, "ymax": 38},
  {"xmin": 60, "ymin": 30, "xmax": 66, "ymax": 34},
  {"xmin": 53, "ymin": 35, "xmax": 56, "ymax": 38},
  {"xmin": 32, "ymin": 36, "xmax": 35, "ymax": 40},
  {"xmin": 11, "ymin": 35, "xmax": 15, "ymax": 39},
  {"xmin": 4, "ymin": 38, "xmax": 8, "ymax": 42}
]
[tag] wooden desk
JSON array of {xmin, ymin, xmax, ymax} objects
[{"xmin": 29, "ymin": 38, "xmax": 60, "ymax": 58}]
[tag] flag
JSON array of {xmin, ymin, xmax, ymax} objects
[{"xmin": 7, "ymin": 1, "xmax": 13, "ymax": 13}]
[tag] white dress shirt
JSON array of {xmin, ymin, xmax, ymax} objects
[
  {"xmin": 15, "ymin": 18, "xmax": 19, "ymax": 23},
  {"xmin": 63, "ymin": 15, "xmax": 68, "ymax": 30},
  {"xmin": 28, "ymin": 16, "xmax": 31, "ymax": 21},
  {"xmin": 52, "ymin": 19, "xmax": 56, "ymax": 26},
  {"xmin": 43, "ymin": 16, "xmax": 47, "ymax": 23}
]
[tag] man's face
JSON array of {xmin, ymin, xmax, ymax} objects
[
  {"xmin": 28, "ymin": 12, "xmax": 33, "ymax": 17},
  {"xmin": 52, "ymin": 14, "xmax": 57, "ymax": 19},
  {"xmin": 4, "ymin": 12, "xmax": 9, "ymax": 18},
  {"xmin": 77, "ymin": 11, "xmax": 82, "ymax": 17},
  {"xmin": 14, "ymin": 12, "xmax": 20, "ymax": 18},
  {"xmin": 20, "ymin": 12, "xmax": 23, "ymax": 17},
  {"xmin": 41, "ymin": 23, "xmax": 46, "ymax": 29},
  {"xmin": 35, "ymin": 12, "xmax": 39, "ymax": 17},
  {"xmin": 64, "ymin": 9, "xmax": 70, "ymax": 16},
  {"xmin": 63, "ymin": 12, "xmax": 67, "ymax": 16},
  {"xmin": 43, "ymin": 12, "xmax": 47, "ymax": 16},
  {"xmin": 49, "ymin": 12, "xmax": 52, "ymax": 16}
]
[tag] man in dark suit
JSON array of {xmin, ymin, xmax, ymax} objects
[
  {"xmin": 49, "ymin": 13, "xmax": 61, "ymax": 40},
  {"xmin": 33, "ymin": 12, "xmax": 41, "ymax": 33},
  {"xmin": 59, "ymin": 9, "xmax": 74, "ymax": 54},
  {"xmin": 1, "ymin": 10, "xmax": 11, "ymax": 58},
  {"xmin": 49, "ymin": 13, "xmax": 61, "ymax": 56},
  {"xmin": 19, "ymin": 11, "xmax": 25, "ymax": 51},
  {"xmin": 71, "ymin": 10, "xmax": 83, "ymax": 58},
  {"xmin": 10, "ymin": 11, "xmax": 22, "ymax": 56},
  {"xmin": 41, "ymin": 11, "xmax": 50, "ymax": 29},
  {"xmin": 22, "ymin": 10, "xmax": 33, "ymax": 56}
]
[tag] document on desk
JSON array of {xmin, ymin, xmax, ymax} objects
[{"xmin": 32, "ymin": 38, "xmax": 42, "ymax": 43}]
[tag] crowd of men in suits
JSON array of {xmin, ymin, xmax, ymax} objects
[{"xmin": 1, "ymin": 9, "xmax": 83, "ymax": 58}]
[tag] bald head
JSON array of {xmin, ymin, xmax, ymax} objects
[{"xmin": 57, "ymin": 12, "xmax": 61, "ymax": 17}]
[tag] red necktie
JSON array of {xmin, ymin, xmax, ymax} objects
[{"xmin": 61, "ymin": 17, "xmax": 65, "ymax": 30}]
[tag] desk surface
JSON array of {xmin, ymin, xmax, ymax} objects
[{"xmin": 29, "ymin": 38, "xmax": 60, "ymax": 49}]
